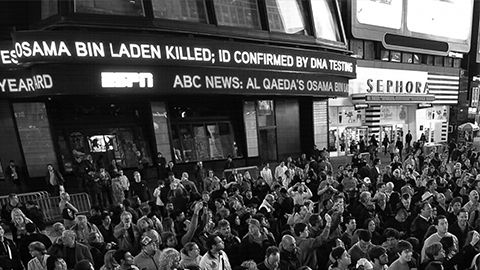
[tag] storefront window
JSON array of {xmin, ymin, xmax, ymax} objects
[
  {"xmin": 41, "ymin": 0, "xmax": 58, "ymax": 19},
  {"xmin": 152, "ymin": 0, "xmax": 208, "ymax": 23},
  {"xmin": 151, "ymin": 102, "xmax": 172, "ymax": 162},
  {"xmin": 311, "ymin": 0, "xmax": 343, "ymax": 43},
  {"xmin": 257, "ymin": 100, "xmax": 275, "ymax": 127},
  {"xmin": 213, "ymin": 0, "xmax": 261, "ymax": 29},
  {"xmin": 244, "ymin": 101, "xmax": 259, "ymax": 157},
  {"xmin": 13, "ymin": 103, "xmax": 57, "ymax": 178},
  {"xmin": 74, "ymin": 0, "xmax": 145, "ymax": 16},
  {"xmin": 171, "ymin": 122, "xmax": 237, "ymax": 163},
  {"xmin": 266, "ymin": 0, "xmax": 308, "ymax": 35}
]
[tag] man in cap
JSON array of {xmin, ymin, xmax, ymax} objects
[{"xmin": 134, "ymin": 235, "xmax": 161, "ymax": 270}]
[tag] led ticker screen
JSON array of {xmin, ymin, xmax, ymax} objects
[{"xmin": 350, "ymin": 0, "xmax": 474, "ymax": 54}]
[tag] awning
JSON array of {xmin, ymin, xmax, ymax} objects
[{"xmin": 458, "ymin": 122, "xmax": 480, "ymax": 132}]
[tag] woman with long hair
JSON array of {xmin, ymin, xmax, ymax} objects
[
  {"xmin": 11, "ymin": 208, "xmax": 34, "ymax": 243},
  {"xmin": 59, "ymin": 192, "xmax": 78, "ymax": 228},
  {"xmin": 158, "ymin": 248, "xmax": 181, "ymax": 270},
  {"xmin": 46, "ymin": 255, "xmax": 67, "ymax": 270},
  {"xmin": 99, "ymin": 250, "xmax": 118, "ymax": 270}
]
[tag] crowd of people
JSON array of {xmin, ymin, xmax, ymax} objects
[{"xmin": 2, "ymin": 136, "xmax": 480, "ymax": 270}]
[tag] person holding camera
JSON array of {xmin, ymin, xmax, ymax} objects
[{"xmin": 287, "ymin": 182, "xmax": 313, "ymax": 206}]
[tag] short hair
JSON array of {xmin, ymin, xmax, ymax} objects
[
  {"xmin": 206, "ymin": 234, "xmax": 220, "ymax": 250},
  {"xmin": 309, "ymin": 214, "xmax": 321, "ymax": 227},
  {"xmin": 293, "ymin": 223, "xmax": 307, "ymax": 237},
  {"xmin": 217, "ymin": 219, "xmax": 230, "ymax": 229},
  {"xmin": 28, "ymin": 241, "xmax": 46, "ymax": 254},
  {"xmin": 357, "ymin": 229, "xmax": 372, "ymax": 242},
  {"xmin": 396, "ymin": 240, "xmax": 413, "ymax": 253},
  {"xmin": 344, "ymin": 216, "xmax": 355, "ymax": 225},
  {"xmin": 425, "ymin": 242, "xmax": 443, "ymax": 261},
  {"xmin": 457, "ymin": 208, "xmax": 468, "ymax": 216},
  {"xmin": 265, "ymin": 246, "xmax": 280, "ymax": 257},
  {"xmin": 383, "ymin": 228, "xmax": 400, "ymax": 239},
  {"xmin": 74, "ymin": 260, "xmax": 91, "ymax": 270},
  {"xmin": 114, "ymin": 249, "xmax": 128, "ymax": 265},
  {"xmin": 368, "ymin": 245, "xmax": 386, "ymax": 260},
  {"xmin": 434, "ymin": 215, "xmax": 447, "ymax": 225},
  {"xmin": 120, "ymin": 211, "xmax": 132, "ymax": 220},
  {"xmin": 182, "ymin": 242, "xmax": 198, "ymax": 255},
  {"xmin": 101, "ymin": 212, "xmax": 110, "ymax": 221},
  {"xmin": 424, "ymin": 261, "xmax": 443, "ymax": 270},
  {"xmin": 62, "ymin": 230, "xmax": 76, "ymax": 239},
  {"xmin": 47, "ymin": 255, "xmax": 62, "ymax": 270}
]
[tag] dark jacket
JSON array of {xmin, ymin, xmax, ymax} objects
[
  {"xmin": 18, "ymin": 233, "xmax": 52, "ymax": 267},
  {"xmin": 410, "ymin": 215, "xmax": 432, "ymax": 241},
  {"xmin": 448, "ymin": 221, "xmax": 473, "ymax": 249},
  {"xmin": 279, "ymin": 245, "xmax": 301, "ymax": 270},
  {"xmin": 48, "ymin": 242, "xmax": 94, "ymax": 267},
  {"xmin": 0, "ymin": 238, "xmax": 22, "ymax": 270},
  {"xmin": 45, "ymin": 170, "xmax": 65, "ymax": 186},
  {"xmin": 130, "ymin": 180, "xmax": 151, "ymax": 202},
  {"xmin": 26, "ymin": 206, "xmax": 46, "ymax": 231},
  {"xmin": 239, "ymin": 233, "xmax": 277, "ymax": 263},
  {"xmin": 257, "ymin": 260, "xmax": 294, "ymax": 270}
]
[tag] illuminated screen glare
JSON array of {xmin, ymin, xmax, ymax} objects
[
  {"xmin": 406, "ymin": 0, "xmax": 473, "ymax": 40},
  {"xmin": 356, "ymin": 0, "xmax": 403, "ymax": 30}
]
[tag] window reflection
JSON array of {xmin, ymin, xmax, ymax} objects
[
  {"xmin": 266, "ymin": 0, "xmax": 307, "ymax": 35},
  {"xmin": 152, "ymin": 0, "xmax": 208, "ymax": 23},
  {"xmin": 311, "ymin": 0, "xmax": 342, "ymax": 42},
  {"xmin": 41, "ymin": 0, "xmax": 58, "ymax": 19},
  {"xmin": 213, "ymin": 0, "xmax": 261, "ymax": 29},
  {"xmin": 74, "ymin": 0, "xmax": 145, "ymax": 16}
]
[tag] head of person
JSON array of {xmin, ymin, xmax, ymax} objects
[
  {"xmin": 50, "ymin": 222, "xmax": 65, "ymax": 238},
  {"xmin": 364, "ymin": 218, "xmax": 376, "ymax": 233},
  {"xmin": 120, "ymin": 211, "xmax": 132, "ymax": 225},
  {"xmin": 357, "ymin": 229, "xmax": 372, "ymax": 249},
  {"xmin": 217, "ymin": 219, "xmax": 231, "ymax": 238},
  {"xmin": 182, "ymin": 242, "xmax": 200, "ymax": 259},
  {"xmin": 293, "ymin": 223, "xmax": 309, "ymax": 238},
  {"xmin": 74, "ymin": 215, "xmax": 88, "ymax": 228},
  {"xmin": 11, "ymin": 208, "xmax": 26, "ymax": 225},
  {"xmin": 330, "ymin": 246, "xmax": 351, "ymax": 268},
  {"xmin": 87, "ymin": 232, "xmax": 103, "ymax": 245},
  {"xmin": 46, "ymin": 255, "xmax": 67, "ymax": 270},
  {"xmin": 280, "ymin": 234, "xmax": 297, "ymax": 253},
  {"xmin": 450, "ymin": 197, "xmax": 463, "ymax": 212},
  {"xmin": 434, "ymin": 215, "xmax": 448, "ymax": 234},
  {"xmin": 161, "ymin": 232, "xmax": 177, "ymax": 248},
  {"xmin": 101, "ymin": 212, "xmax": 111, "ymax": 226},
  {"xmin": 344, "ymin": 216, "xmax": 356, "ymax": 232},
  {"xmin": 140, "ymin": 235, "xmax": 158, "ymax": 254},
  {"xmin": 113, "ymin": 249, "xmax": 135, "ymax": 268},
  {"xmin": 158, "ymin": 248, "xmax": 181, "ymax": 270},
  {"xmin": 61, "ymin": 230, "xmax": 76, "ymax": 247},
  {"xmin": 28, "ymin": 241, "xmax": 46, "ymax": 258},
  {"xmin": 241, "ymin": 260, "xmax": 258, "ymax": 270},
  {"xmin": 424, "ymin": 261, "xmax": 444, "ymax": 270},
  {"xmin": 457, "ymin": 208, "xmax": 469, "ymax": 227},
  {"xmin": 396, "ymin": 240, "xmax": 413, "ymax": 262},
  {"xmin": 133, "ymin": 171, "xmax": 141, "ymax": 182},
  {"xmin": 137, "ymin": 216, "xmax": 154, "ymax": 231},
  {"xmin": 369, "ymin": 245, "xmax": 388, "ymax": 266},
  {"xmin": 264, "ymin": 246, "xmax": 281, "ymax": 269},
  {"xmin": 206, "ymin": 234, "xmax": 224, "ymax": 252},
  {"xmin": 425, "ymin": 242, "xmax": 445, "ymax": 261},
  {"xmin": 60, "ymin": 192, "xmax": 70, "ymax": 201},
  {"xmin": 248, "ymin": 219, "xmax": 262, "ymax": 236},
  {"xmin": 74, "ymin": 260, "xmax": 94, "ymax": 270},
  {"xmin": 101, "ymin": 250, "xmax": 118, "ymax": 270},
  {"xmin": 383, "ymin": 228, "xmax": 399, "ymax": 248},
  {"xmin": 420, "ymin": 201, "xmax": 433, "ymax": 218}
]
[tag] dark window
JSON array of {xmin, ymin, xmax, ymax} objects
[
  {"xmin": 74, "ymin": 0, "xmax": 145, "ymax": 16},
  {"xmin": 213, "ymin": 0, "xmax": 261, "ymax": 29},
  {"xmin": 152, "ymin": 0, "xmax": 208, "ymax": 23},
  {"xmin": 266, "ymin": 0, "xmax": 308, "ymax": 35}
]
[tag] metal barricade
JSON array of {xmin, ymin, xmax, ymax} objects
[
  {"xmin": 37, "ymin": 193, "xmax": 91, "ymax": 222},
  {"xmin": 0, "ymin": 191, "xmax": 50, "ymax": 207}
]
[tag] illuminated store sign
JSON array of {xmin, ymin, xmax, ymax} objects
[
  {"xmin": 9, "ymin": 31, "xmax": 356, "ymax": 78},
  {"xmin": 101, "ymin": 72, "xmax": 153, "ymax": 88},
  {"xmin": 350, "ymin": 67, "xmax": 434, "ymax": 104}
]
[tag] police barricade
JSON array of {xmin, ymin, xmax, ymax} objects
[
  {"xmin": 37, "ymin": 193, "xmax": 91, "ymax": 222},
  {"xmin": 0, "ymin": 191, "xmax": 50, "ymax": 207},
  {"xmin": 223, "ymin": 166, "xmax": 259, "ymax": 181}
]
